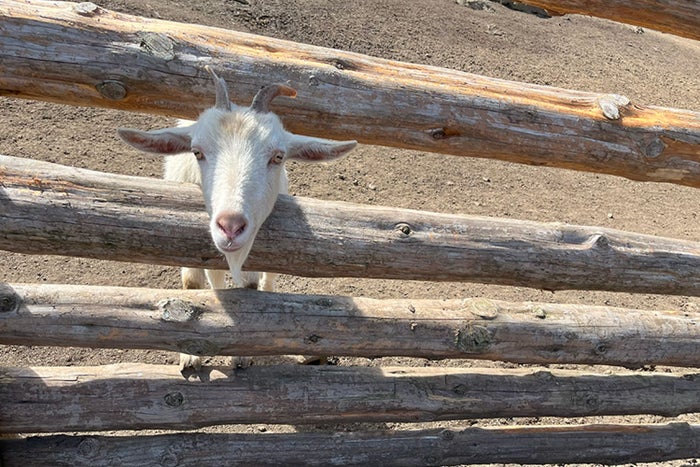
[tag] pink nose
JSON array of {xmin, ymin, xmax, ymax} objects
[{"xmin": 215, "ymin": 211, "xmax": 248, "ymax": 241}]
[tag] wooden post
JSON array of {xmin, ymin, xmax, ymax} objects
[
  {"xmin": 1, "ymin": 363, "xmax": 699, "ymax": 433},
  {"xmin": 2, "ymin": 283, "xmax": 699, "ymax": 368},
  {"xmin": 2, "ymin": 423, "xmax": 699, "ymax": 466},
  {"xmin": 514, "ymin": 0, "xmax": 700, "ymax": 41},
  {"xmin": 2, "ymin": 155, "xmax": 700, "ymax": 295},
  {"xmin": 1, "ymin": 1, "xmax": 699, "ymax": 187}
]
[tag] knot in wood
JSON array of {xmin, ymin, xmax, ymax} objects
[
  {"xmin": 428, "ymin": 127, "xmax": 460, "ymax": 140},
  {"xmin": 585, "ymin": 394, "xmax": 600, "ymax": 409},
  {"xmin": 164, "ymin": 391, "xmax": 184, "ymax": 407},
  {"xmin": 314, "ymin": 297, "xmax": 334, "ymax": 307},
  {"xmin": 137, "ymin": 32, "xmax": 175, "ymax": 61},
  {"xmin": 74, "ymin": 2, "xmax": 103, "ymax": 16},
  {"xmin": 160, "ymin": 451, "xmax": 179, "ymax": 467},
  {"xmin": 645, "ymin": 138, "xmax": 667, "ymax": 159},
  {"xmin": 331, "ymin": 58, "xmax": 356, "ymax": 71},
  {"xmin": 96, "ymin": 80, "xmax": 127, "ymax": 100},
  {"xmin": 466, "ymin": 298, "xmax": 499, "ymax": 319},
  {"xmin": 430, "ymin": 128, "xmax": 448, "ymax": 139},
  {"xmin": 455, "ymin": 324, "xmax": 492, "ymax": 353},
  {"xmin": 594, "ymin": 342, "xmax": 608, "ymax": 355},
  {"xmin": 77, "ymin": 437, "xmax": 100, "ymax": 458},
  {"xmin": 589, "ymin": 234, "xmax": 611, "ymax": 250},
  {"xmin": 0, "ymin": 285, "xmax": 20, "ymax": 313},
  {"xmin": 159, "ymin": 298, "xmax": 204, "ymax": 322},
  {"xmin": 395, "ymin": 223, "xmax": 412, "ymax": 238},
  {"xmin": 304, "ymin": 334, "xmax": 322, "ymax": 344},
  {"xmin": 597, "ymin": 94, "xmax": 630, "ymax": 120}
]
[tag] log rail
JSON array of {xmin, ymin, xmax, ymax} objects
[
  {"xmin": 1, "ymin": 363, "xmax": 699, "ymax": 433},
  {"xmin": 1, "ymin": 283, "xmax": 699, "ymax": 368},
  {"xmin": 517, "ymin": 0, "xmax": 700, "ymax": 41},
  {"xmin": 2, "ymin": 155, "xmax": 700, "ymax": 295},
  {"xmin": 1, "ymin": 2, "xmax": 699, "ymax": 465},
  {"xmin": 1, "ymin": 1, "xmax": 699, "ymax": 187},
  {"xmin": 3, "ymin": 423, "xmax": 698, "ymax": 466}
]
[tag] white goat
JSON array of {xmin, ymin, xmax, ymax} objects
[{"xmin": 118, "ymin": 67, "xmax": 356, "ymax": 369}]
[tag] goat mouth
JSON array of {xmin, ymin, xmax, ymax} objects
[{"xmin": 218, "ymin": 241, "xmax": 244, "ymax": 253}]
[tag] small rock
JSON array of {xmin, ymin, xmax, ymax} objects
[
  {"xmin": 486, "ymin": 24, "xmax": 505, "ymax": 36},
  {"xmin": 455, "ymin": 0, "xmax": 495, "ymax": 12}
]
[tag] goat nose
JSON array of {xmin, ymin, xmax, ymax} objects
[{"xmin": 215, "ymin": 211, "xmax": 248, "ymax": 241}]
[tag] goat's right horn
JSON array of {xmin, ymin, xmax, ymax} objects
[
  {"xmin": 251, "ymin": 84, "xmax": 297, "ymax": 113},
  {"xmin": 205, "ymin": 65, "xmax": 232, "ymax": 112}
]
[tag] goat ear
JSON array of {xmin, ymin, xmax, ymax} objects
[
  {"xmin": 286, "ymin": 133, "xmax": 357, "ymax": 162},
  {"xmin": 118, "ymin": 127, "xmax": 192, "ymax": 154}
]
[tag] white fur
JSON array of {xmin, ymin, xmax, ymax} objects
[
  {"xmin": 164, "ymin": 122, "xmax": 283, "ymax": 292},
  {"xmin": 118, "ymin": 78, "xmax": 356, "ymax": 371}
]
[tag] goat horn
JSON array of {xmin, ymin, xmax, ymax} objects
[
  {"xmin": 251, "ymin": 84, "xmax": 297, "ymax": 113},
  {"xmin": 205, "ymin": 65, "xmax": 232, "ymax": 112}
]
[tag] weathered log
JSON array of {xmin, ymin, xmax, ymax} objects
[
  {"xmin": 2, "ymin": 423, "xmax": 699, "ymax": 466},
  {"xmin": 1, "ymin": 363, "xmax": 699, "ymax": 433},
  {"xmin": 514, "ymin": 0, "xmax": 700, "ymax": 41},
  {"xmin": 2, "ymin": 155, "xmax": 700, "ymax": 295},
  {"xmin": 1, "ymin": 1, "xmax": 699, "ymax": 187},
  {"xmin": 2, "ymin": 283, "xmax": 699, "ymax": 368}
]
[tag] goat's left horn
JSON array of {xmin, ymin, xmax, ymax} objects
[
  {"xmin": 251, "ymin": 84, "xmax": 297, "ymax": 113},
  {"xmin": 205, "ymin": 65, "xmax": 232, "ymax": 111}
]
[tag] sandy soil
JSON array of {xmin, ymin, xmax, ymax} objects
[{"xmin": 1, "ymin": 0, "xmax": 699, "ymax": 465}]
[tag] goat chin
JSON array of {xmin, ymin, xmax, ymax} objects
[{"xmin": 222, "ymin": 246, "xmax": 254, "ymax": 287}]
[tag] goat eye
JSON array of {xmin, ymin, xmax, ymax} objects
[
  {"xmin": 192, "ymin": 149, "xmax": 205, "ymax": 161},
  {"xmin": 269, "ymin": 150, "xmax": 285, "ymax": 166}
]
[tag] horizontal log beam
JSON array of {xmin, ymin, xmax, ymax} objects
[
  {"xmin": 2, "ymin": 423, "xmax": 699, "ymax": 466},
  {"xmin": 2, "ymin": 155, "xmax": 700, "ymax": 295},
  {"xmin": 2, "ymin": 283, "xmax": 699, "ymax": 368},
  {"xmin": 516, "ymin": 0, "xmax": 700, "ymax": 41},
  {"xmin": 1, "ymin": 1, "xmax": 699, "ymax": 187},
  {"xmin": 1, "ymin": 363, "xmax": 699, "ymax": 433}
]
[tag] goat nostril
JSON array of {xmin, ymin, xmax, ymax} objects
[{"xmin": 216, "ymin": 212, "xmax": 248, "ymax": 240}]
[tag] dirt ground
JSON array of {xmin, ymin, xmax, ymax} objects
[{"xmin": 2, "ymin": 0, "xmax": 699, "ymax": 465}]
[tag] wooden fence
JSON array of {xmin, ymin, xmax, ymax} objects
[{"xmin": 1, "ymin": 1, "xmax": 699, "ymax": 465}]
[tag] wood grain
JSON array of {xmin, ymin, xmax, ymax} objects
[
  {"xmin": 518, "ymin": 0, "xmax": 700, "ymax": 41},
  {"xmin": 2, "ymin": 155, "xmax": 700, "ymax": 295},
  {"xmin": 1, "ymin": 1, "xmax": 699, "ymax": 186},
  {"xmin": 2, "ymin": 423, "xmax": 699, "ymax": 466},
  {"xmin": 1, "ymin": 283, "xmax": 699, "ymax": 368},
  {"xmin": 2, "ymin": 363, "xmax": 699, "ymax": 433}
]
